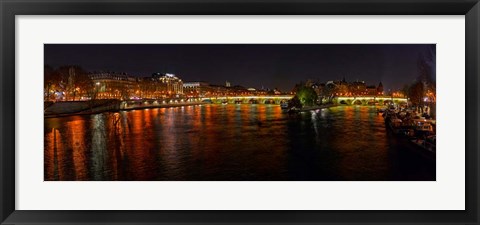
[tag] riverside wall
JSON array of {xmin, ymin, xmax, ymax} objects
[{"xmin": 44, "ymin": 99, "xmax": 206, "ymax": 117}]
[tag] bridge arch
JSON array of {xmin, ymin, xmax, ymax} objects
[
  {"xmin": 332, "ymin": 96, "xmax": 407, "ymax": 106},
  {"xmin": 199, "ymin": 95, "xmax": 294, "ymax": 104},
  {"xmin": 352, "ymin": 99, "xmax": 363, "ymax": 105},
  {"xmin": 264, "ymin": 99, "xmax": 275, "ymax": 104}
]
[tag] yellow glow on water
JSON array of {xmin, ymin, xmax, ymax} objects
[{"xmin": 44, "ymin": 104, "xmax": 435, "ymax": 181}]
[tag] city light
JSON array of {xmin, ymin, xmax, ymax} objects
[{"xmin": 44, "ymin": 44, "xmax": 436, "ymax": 182}]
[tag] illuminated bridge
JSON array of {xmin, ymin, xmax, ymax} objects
[
  {"xmin": 334, "ymin": 96, "xmax": 408, "ymax": 105},
  {"xmin": 201, "ymin": 95, "xmax": 294, "ymax": 104},
  {"xmin": 200, "ymin": 95, "xmax": 407, "ymax": 105},
  {"xmin": 121, "ymin": 95, "xmax": 407, "ymax": 107}
]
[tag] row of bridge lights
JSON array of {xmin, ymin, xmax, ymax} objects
[
  {"xmin": 335, "ymin": 92, "xmax": 384, "ymax": 96},
  {"xmin": 143, "ymin": 99, "xmax": 202, "ymax": 105},
  {"xmin": 125, "ymin": 98, "xmax": 202, "ymax": 107}
]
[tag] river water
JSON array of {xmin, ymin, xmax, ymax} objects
[{"xmin": 44, "ymin": 105, "xmax": 435, "ymax": 181}]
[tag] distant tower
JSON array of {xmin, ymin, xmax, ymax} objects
[
  {"xmin": 225, "ymin": 81, "xmax": 231, "ymax": 87},
  {"xmin": 377, "ymin": 82, "xmax": 384, "ymax": 94}
]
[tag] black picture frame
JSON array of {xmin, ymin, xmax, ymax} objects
[{"xmin": 1, "ymin": 0, "xmax": 479, "ymax": 224}]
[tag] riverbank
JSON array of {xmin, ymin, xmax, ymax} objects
[
  {"xmin": 44, "ymin": 100, "xmax": 207, "ymax": 118},
  {"xmin": 289, "ymin": 104, "xmax": 335, "ymax": 112},
  {"xmin": 122, "ymin": 102, "xmax": 207, "ymax": 111},
  {"xmin": 44, "ymin": 100, "xmax": 121, "ymax": 118}
]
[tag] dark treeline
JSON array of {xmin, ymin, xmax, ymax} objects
[
  {"xmin": 402, "ymin": 47, "xmax": 436, "ymax": 116},
  {"xmin": 44, "ymin": 65, "xmax": 95, "ymax": 101}
]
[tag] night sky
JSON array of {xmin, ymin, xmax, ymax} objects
[{"xmin": 44, "ymin": 44, "xmax": 435, "ymax": 92}]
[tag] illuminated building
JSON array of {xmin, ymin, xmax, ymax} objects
[
  {"xmin": 377, "ymin": 82, "xmax": 384, "ymax": 95},
  {"xmin": 88, "ymin": 72, "xmax": 185, "ymax": 100},
  {"xmin": 366, "ymin": 85, "xmax": 377, "ymax": 95},
  {"xmin": 89, "ymin": 72, "xmax": 136, "ymax": 100},
  {"xmin": 209, "ymin": 84, "xmax": 230, "ymax": 96},
  {"xmin": 183, "ymin": 82, "xmax": 211, "ymax": 97},
  {"xmin": 183, "ymin": 82, "xmax": 254, "ymax": 97},
  {"xmin": 151, "ymin": 73, "xmax": 184, "ymax": 97},
  {"xmin": 349, "ymin": 81, "xmax": 367, "ymax": 95},
  {"xmin": 314, "ymin": 78, "xmax": 385, "ymax": 97}
]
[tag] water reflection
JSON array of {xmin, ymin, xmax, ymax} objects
[
  {"xmin": 91, "ymin": 114, "xmax": 108, "ymax": 180},
  {"xmin": 44, "ymin": 105, "xmax": 435, "ymax": 181}
]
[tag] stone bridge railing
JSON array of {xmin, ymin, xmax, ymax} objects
[
  {"xmin": 333, "ymin": 96, "xmax": 408, "ymax": 105},
  {"xmin": 201, "ymin": 95, "xmax": 294, "ymax": 104}
]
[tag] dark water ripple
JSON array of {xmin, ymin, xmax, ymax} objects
[{"xmin": 44, "ymin": 105, "xmax": 435, "ymax": 181}]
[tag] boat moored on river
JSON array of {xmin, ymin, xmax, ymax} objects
[{"xmin": 383, "ymin": 108, "xmax": 436, "ymax": 159}]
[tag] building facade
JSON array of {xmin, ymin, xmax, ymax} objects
[
  {"xmin": 151, "ymin": 73, "xmax": 184, "ymax": 97},
  {"xmin": 183, "ymin": 82, "xmax": 211, "ymax": 97},
  {"xmin": 89, "ymin": 72, "xmax": 137, "ymax": 100},
  {"xmin": 87, "ymin": 72, "xmax": 186, "ymax": 100},
  {"xmin": 308, "ymin": 78, "xmax": 385, "ymax": 98}
]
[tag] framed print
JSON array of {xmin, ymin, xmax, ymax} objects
[{"xmin": 1, "ymin": 0, "xmax": 479, "ymax": 224}]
